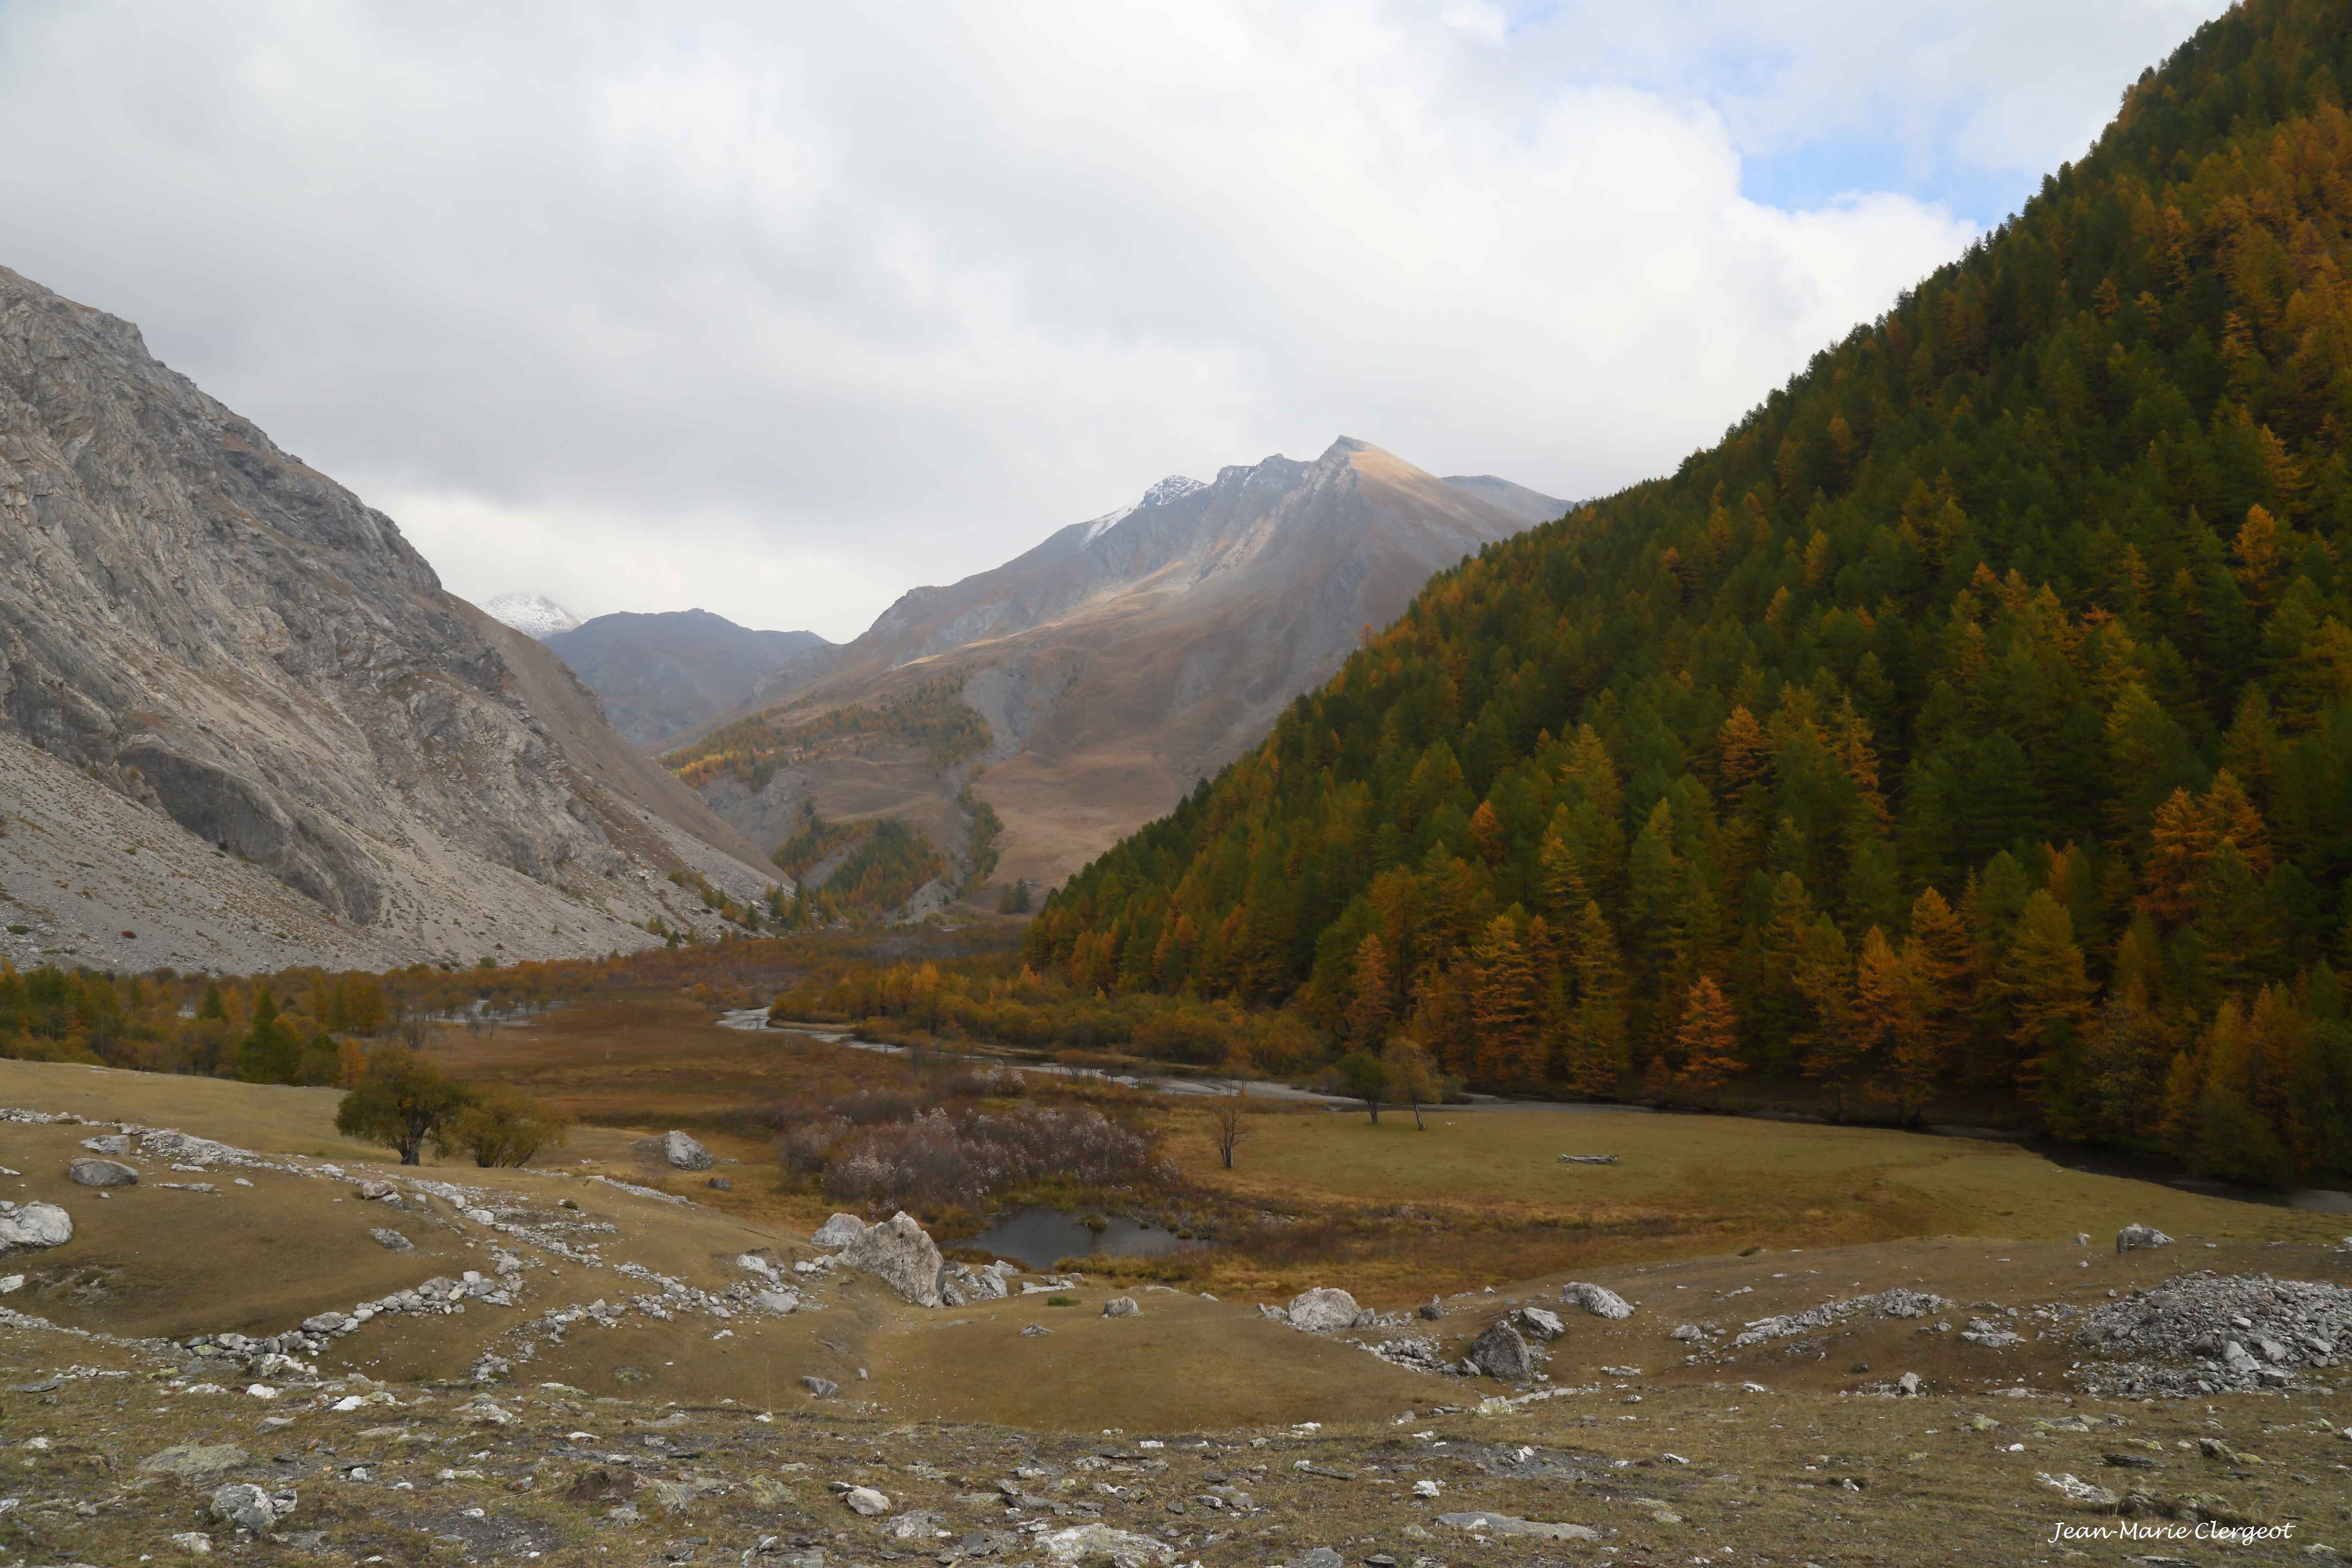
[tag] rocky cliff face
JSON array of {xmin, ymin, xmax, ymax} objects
[{"xmin": 0, "ymin": 264, "xmax": 773, "ymax": 971}]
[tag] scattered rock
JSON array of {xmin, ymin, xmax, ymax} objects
[
  {"xmin": 1020, "ymin": 1324, "xmax": 1053, "ymax": 1337},
  {"xmin": 79, "ymin": 1133, "xmax": 131, "ymax": 1156},
  {"xmin": 369, "ymin": 1228, "xmax": 413, "ymax": 1252},
  {"xmin": 1670, "ymin": 1323, "xmax": 1704, "ymax": 1342},
  {"xmin": 209, "ymin": 1482, "xmax": 294, "ymax": 1533},
  {"xmin": 0, "ymin": 1200, "xmax": 72, "ymax": 1254},
  {"xmin": 1284, "ymin": 1550, "xmax": 1344, "ymax": 1568},
  {"xmin": 168, "ymin": 1531, "xmax": 213, "ymax": 1555},
  {"xmin": 811, "ymin": 1213, "xmax": 867, "ymax": 1248},
  {"xmin": 1417, "ymin": 1297, "xmax": 1444, "ymax": 1320},
  {"xmin": 706, "ymin": 1176, "xmax": 733, "ymax": 1191},
  {"xmin": 1556, "ymin": 1154, "xmax": 1618, "ymax": 1164},
  {"xmin": 840, "ymin": 1211, "xmax": 946, "ymax": 1307},
  {"xmin": 1037, "ymin": 1521, "xmax": 1175, "ymax": 1565},
  {"xmin": 1436, "ymin": 1511, "xmax": 1599, "ymax": 1541},
  {"xmin": 138, "ymin": 1444, "xmax": 250, "ymax": 1481},
  {"xmin": 2117, "ymin": 1224, "xmax": 2175, "ymax": 1254},
  {"xmin": 2038, "ymin": 1471, "xmax": 2123, "ymax": 1510},
  {"xmin": 2075, "ymin": 1271, "xmax": 2352, "ymax": 1397},
  {"xmin": 1284, "ymin": 1287, "xmax": 1362, "ymax": 1334},
  {"xmin": 1897, "ymin": 1371, "xmax": 1922, "ymax": 1396},
  {"xmin": 1560, "ymin": 1281, "xmax": 1634, "ymax": 1320},
  {"xmin": 879, "ymin": 1509, "xmax": 945, "ymax": 1542},
  {"xmin": 842, "ymin": 1485, "xmax": 891, "ymax": 1516},
  {"xmin": 66, "ymin": 1157, "xmax": 137, "ymax": 1188},
  {"xmin": 1731, "ymin": 1287, "xmax": 1947, "ymax": 1347},
  {"xmin": 1102, "ymin": 1296, "xmax": 1140, "ymax": 1318},
  {"xmin": 801, "ymin": 1376, "xmax": 839, "ymax": 1398},
  {"xmin": 1467, "ymin": 1320, "xmax": 1534, "ymax": 1382},
  {"xmin": 138, "ymin": 1130, "xmax": 241, "ymax": 1166},
  {"xmin": 356, "ymin": 1180, "xmax": 395, "ymax": 1200}
]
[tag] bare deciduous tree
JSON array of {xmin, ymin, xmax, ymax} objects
[{"xmin": 1208, "ymin": 1082, "xmax": 1253, "ymax": 1170}]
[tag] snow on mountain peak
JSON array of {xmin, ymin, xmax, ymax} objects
[
  {"xmin": 1080, "ymin": 475, "xmax": 1204, "ymax": 545},
  {"xmin": 481, "ymin": 591, "xmax": 583, "ymax": 639}
]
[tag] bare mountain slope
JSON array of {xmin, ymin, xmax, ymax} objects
[
  {"xmin": 0, "ymin": 264, "xmax": 775, "ymax": 971},
  {"xmin": 544, "ymin": 609, "xmax": 836, "ymax": 747},
  {"xmin": 673, "ymin": 438, "xmax": 1548, "ymax": 895}
]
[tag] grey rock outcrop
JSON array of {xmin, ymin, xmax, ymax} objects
[
  {"xmin": 840, "ymin": 1211, "xmax": 945, "ymax": 1307},
  {"xmin": 800, "ymin": 1376, "xmax": 839, "ymax": 1398},
  {"xmin": 2117, "ymin": 1224, "xmax": 2175, "ymax": 1254},
  {"xmin": 811, "ymin": 1213, "xmax": 867, "ymax": 1248},
  {"xmin": 640, "ymin": 1131, "xmax": 713, "ymax": 1171},
  {"xmin": 1467, "ymin": 1320, "xmax": 1534, "ymax": 1382},
  {"xmin": 0, "ymin": 1200, "xmax": 72, "ymax": 1254},
  {"xmin": 1436, "ymin": 1511, "xmax": 1599, "ymax": 1541},
  {"xmin": 210, "ymin": 1482, "xmax": 294, "ymax": 1533},
  {"xmin": 138, "ymin": 1444, "xmax": 249, "ymax": 1481},
  {"xmin": 370, "ymin": 1228, "xmax": 413, "ymax": 1252},
  {"xmin": 1561, "ymin": 1282, "xmax": 1634, "ymax": 1319},
  {"xmin": 1037, "ymin": 1522, "xmax": 1175, "ymax": 1565},
  {"xmin": 1283, "ymin": 1287, "xmax": 1362, "ymax": 1333},
  {"xmin": 1512, "ymin": 1306, "xmax": 1566, "ymax": 1340},
  {"xmin": 0, "ymin": 263, "xmax": 775, "ymax": 973},
  {"xmin": 67, "ymin": 1157, "xmax": 138, "ymax": 1187},
  {"xmin": 1102, "ymin": 1296, "xmax": 1140, "ymax": 1317}
]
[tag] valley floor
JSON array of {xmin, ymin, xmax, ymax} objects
[{"xmin": 0, "ymin": 1058, "xmax": 2347, "ymax": 1567}]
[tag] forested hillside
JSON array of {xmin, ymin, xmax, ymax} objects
[{"xmin": 1027, "ymin": 0, "xmax": 2352, "ymax": 1182}]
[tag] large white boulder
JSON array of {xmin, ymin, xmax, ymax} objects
[
  {"xmin": 1284, "ymin": 1287, "xmax": 1362, "ymax": 1334},
  {"xmin": 811, "ymin": 1212, "xmax": 868, "ymax": 1248},
  {"xmin": 0, "ymin": 1200, "xmax": 72, "ymax": 1255},
  {"xmin": 638, "ymin": 1130, "xmax": 714, "ymax": 1170},
  {"xmin": 1562, "ymin": 1281, "xmax": 1634, "ymax": 1319},
  {"xmin": 2116, "ymin": 1223, "xmax": 2175, "ymax": 1254},
  {"xmin": 840, "ymin": 1211, "xmax": 945, "ymax": 1307}
]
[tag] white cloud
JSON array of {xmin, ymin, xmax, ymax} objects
[{"xmin": 0, "ymin": 0, "xmax": 2224, "ymax": 636}]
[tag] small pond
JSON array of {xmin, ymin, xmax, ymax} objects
[{"xmin": 961, "ymin": 1207, "xmax": 1207, "ymax": 1271}]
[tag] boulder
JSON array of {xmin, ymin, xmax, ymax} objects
[
  {"xmin": 1436, "ymin": 1512, "xmax": 1599, "ymax": 1541},
  {"xmin": 1418, "ymin": 1298, "xmax": 1444, "ymax": 1320},
  {"xmin": 843, "ymin": 1485, "xmax": 891, "ymax": 1516},
  {"xmin": 1284, "ymin": 1287, "xmax": 1362, "ymax": 1334},
  {"xmin": 169, "ymin": 1531, "xmax": 214, "ymax": 1555},
  {"xmin": 1037, "ymin": 1522, "xmax": 1176, "ymax": 1565},
  {"xmin": 356, "ymin": 1180, "xmax": 395, "ymax": 1200},
  {"xmin": 139, "ymin": 1130, "xmax": 239, "ymax": 1166},
  {"xmin": 1467, "ymin": 1320, "xmax": 1534, "ymax": 1382},
  {"xmin": 138, "ymin": 1444, "xmax": 250, "ymax": 1481},
  {"xmin": 369, "ymin": 1228, "xmax": 412, "ymax": 1252},
  {"xmin": 1285, "ymin": 1551, "xmax": 1345, "ymax": 1568},
  {"xmin": 80, "ymin": 1133, "xmax": 132, "ymax": 1156},
  {"xmin": 2116, "ymin": 1224, "xmax": 2175, "ymax": 1254},
  {"xmin": 1562, "ymin": 1281, "xmax": 1634, "ymax": 1319},
  {"xmin": 209, "ymin": 1482, "xmax": 294, "ymax": 1533},
  {"xmin": 811, "ymin": 1213, "xmax": 868, "ymax": 1249},
  {"xmin": 707, "ymin": 1176, "xmax": 733, "ymax": 1191},
  {"xmin": 801, "ymin": 1375, "xmax": 839, "ymax": 1397},
  {"xmin": 0, "ymin": 1200, "xmax": 73, "ymax": 1255},
  {"xmin": 840, "ymin": 1211, "xmax": 946, "ymax": 1307},
  {"xmin": 1102, "ymin": 1296, "xmax": 1140, "ymax": 1317},
  {"xmin": 1512, "ymin": 1306, "xmax": 1566, "ymax": 1341},
  {"xmin": 67, "ymin": 1157, "xmax": 138, "ymax": 1188},
  {"xmin": 639, "ymin": 1130, "xmax": 714, "ymax": 1170}
]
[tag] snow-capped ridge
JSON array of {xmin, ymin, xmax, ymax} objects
[
  {"xmin": 481, "ymin": 591, "xmax": 582, "ymax": 639},
  {"xmin": 1081, "ymin": 475, "xmax": 1205, "ymax": 545}
]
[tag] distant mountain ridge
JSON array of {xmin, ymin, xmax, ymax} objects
[
  {"xmin": 544, "ymin": 609, "xmax": 836, "ymax": 747},
  {"xmin": 665, "ymin": 438, "xmax": 1558, "ymax": 897}
]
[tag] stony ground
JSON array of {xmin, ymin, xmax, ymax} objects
[{"xmin": 3, "ymin": 1066, "xmax": 2351, "ymax": 1566}]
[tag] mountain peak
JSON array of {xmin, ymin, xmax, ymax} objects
[{"xmin": 481, "ymin": 591, "xmax": 582, "ymax": 639}]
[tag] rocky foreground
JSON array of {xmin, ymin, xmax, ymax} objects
[{"xmin": 4, "ymin": 1100, "xmax": 2352, "ymax": 1565}]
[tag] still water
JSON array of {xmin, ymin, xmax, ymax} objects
[{"xmin": 962, "ymin": 1207, "xmax": 1206, "ymax": 1271}]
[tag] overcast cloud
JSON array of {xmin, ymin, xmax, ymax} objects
[{"xmin": 0, "ymin": 0, "xmax": 2225, "ymax": 640}]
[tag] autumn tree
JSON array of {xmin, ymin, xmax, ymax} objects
[{"xmin": 1669, "ymin": 974, "xmax": 1743, "ymax": 1109}]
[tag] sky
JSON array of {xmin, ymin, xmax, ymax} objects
[{"xmin": 0, "ymin": 0, "xmax": 2227, "ymax": 642}]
